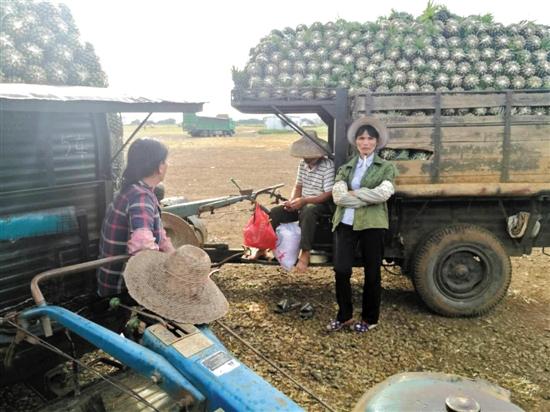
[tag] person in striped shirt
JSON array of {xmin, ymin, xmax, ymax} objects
[
  {"xmin": 253, "ymin": 132, "xmax": 334, "ymax": 272},
  {"xmin": 97, "ymin": 138, "xmax": 175, "ymax": 297}
]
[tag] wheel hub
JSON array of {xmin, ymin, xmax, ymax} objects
[{"xmin": 440, "ymin": 251, "xmax": 486, "ymax": 295}]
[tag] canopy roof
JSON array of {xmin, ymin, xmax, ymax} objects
[{"xmin": 0, "ymin": 83, "xmax": 204, "ymax": 113}]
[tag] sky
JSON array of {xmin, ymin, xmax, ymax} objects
[{"xmin": 59, "ymin": 0, "xmax": 549, "ymax": 121}]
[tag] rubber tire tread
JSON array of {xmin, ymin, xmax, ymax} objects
[{"xmin": 413, "ymin": 224, "xmax": 511, "ymax": 317}]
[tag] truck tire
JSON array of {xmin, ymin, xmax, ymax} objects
[{"xmin": 413, "ymin": 224, "xmax": 511, "ymax": 317}]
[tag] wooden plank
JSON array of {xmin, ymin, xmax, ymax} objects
[
  {"xmin": 394, "ymin": 161, "xmax": 431, "ymax": 185},
  {"xmin": 440, "ymin": 126, "xmax": 505, "ymax": 142},
  {"xmin": 510, "ymin": 115, "xmax": 550, "ymax": 124},
  {"xmin": 362, "ymin": 91, "xmax": 550, "ymax": 111},
  {"xmin": 395, "ymin": 182, "xmax": 550, "ymax": 197},
  {"xmin": 388, "ymin": 127, "xmax": 433, "ymax": 146},
  {"xmin": 363, "ymin": 115, "xmax": 548, "ymax": 128},
  {"xmin": 508, "ymin": 174, "xmax": 550, "ymax": 183},
  {"xmin": 386, "ymin": 142, "xmax": 433, "ymax": 151},
  {"xmin": 371, "ymin": 94, "xmax": 436, "ymax": 110},
  {"xmin": 512, "ymin": 92, "xmax": 550, "ymax": 107},
  {"xmin": 510, "ymin": 124, "xmax": 550, "ymax": 142},
  {"xmin": 440, "ymin": 94, "xmax": 505, "ymax": 109}
]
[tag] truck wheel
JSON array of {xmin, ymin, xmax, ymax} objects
[{"xmin": 413, "ymin": 224, "xmax": 511, "ymax": 317}]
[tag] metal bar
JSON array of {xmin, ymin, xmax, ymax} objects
[
  {"xmin": 30, "ymin": 255, "xmax": 129, "ymax": 336},
  {"xmin": 500, "ymin": 91, "xmax": 513, "ymax": 182},
  {"xmin": 0, "ymin": 180, "xmax": 105, "ymax": 197},
  {"xmin": 111, "ymin": 113, "xmax": 152, "ymax": 162},
  {"xmin": 431, "ymin": 92, "xmax": 442, "ymax": 183},
  {"xmin": 365, "ymin": 92, "xmax": 373, "ymax": 116},
  {"xmin": 4, "ymin": 318, "xmax": 162, "ymax": 412},
  {"xmin": 19, "ymin": 306, "xmax": 205, "ymax": 405},
  {"xmin": 216, "ymin": 321, "xmax": 336, "ymax": 412},
  {"xmin": 0, "ymin": 207, "xmax": 78, "ymax": 241},
  {"xmin": 273, "ymin": 111, "xmax": 303, "ymax": 135},
  {"xmin": 334, "ymin": 88, "xmax": 349, "ymax": 169},
  {"xmin": 31, "ymin": 255, "xmax": 130, "ymax": 307},
  {"xmin": 271, "ymin": 106, "xmax": 333, "ymax": 158},
  {"xmin": 1, "ymin": 100, "xmax": 204, "ymax": 114}
]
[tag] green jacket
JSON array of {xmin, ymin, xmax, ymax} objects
[{"xmin": 332, "ymin": 154, "xmax": 398, "ymax": 231}]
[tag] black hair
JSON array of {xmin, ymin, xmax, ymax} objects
[
  {"xmin": 121, "ymin": 138, "xmax": 168, "ymax": 190},
  {"xmin": 355, "ymin": 125, "xmax": 379, "ymax": 140}
]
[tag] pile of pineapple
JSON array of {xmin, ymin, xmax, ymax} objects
[
  {"xmin": 0, "ymin": 0, "xmax": 125, "ymax": 187},
  {"xmin": 233, "ymin": 5, "xmax": 550, "ymax": 108},
  {"xmin": 0, "ymin": 1, "xmax": 107, "ymax": 86}
]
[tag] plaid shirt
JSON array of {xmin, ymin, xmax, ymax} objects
[{"xmin": 97, "ymin": 181, "xmax": 164, "ymax": 296}]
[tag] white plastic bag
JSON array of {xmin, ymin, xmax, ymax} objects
[{"xmin": 274, "ymin": 222, "xmax": 301, "ymax": 271}]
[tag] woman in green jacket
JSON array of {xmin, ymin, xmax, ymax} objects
[{"xmin": 327, "ymin": 117, "xmax": 398, "ymax": 333}]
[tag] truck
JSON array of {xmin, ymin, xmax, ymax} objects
[
  {"xmin": 0, "ymin": 83, "xmax": 526, "ymax": 411},
  {"xmin": 230, "ymin": 87, "xmax": 550, "ymax": 317},
  {"xmin": 182, "ymin": 113, "xmax": 235, "ymax": 137}
]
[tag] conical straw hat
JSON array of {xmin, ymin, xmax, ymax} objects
[
  {"xmin": 347, "ymin": 116, "xmax": 389, "ymax": 149},
  {"xmin": 123, "ymin": 245, "xmax": 228, "ymax": 324},
  {"xmin": 289, "ymin": 131, "xmax": 330, "ymax": 158}
]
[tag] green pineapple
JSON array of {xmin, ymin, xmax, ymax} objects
[{"xmin": 45, "ymin": 62, "xmax": 68, "ymax": 85}]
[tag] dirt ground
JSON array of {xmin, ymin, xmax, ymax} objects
[
  {"xmin": 2, "ymin": 128, "xmax": 549, "ymax": 411},
  {"xmin": 163, "ymin": 130, "xmax": 550, "ymax": 411}
]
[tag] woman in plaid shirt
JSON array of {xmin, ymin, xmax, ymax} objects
[{"xmin": 97, "ymin": 138, "xmax": 175, "ymax": 297}]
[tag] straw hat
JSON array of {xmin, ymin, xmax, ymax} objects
[
  {"xmin": 123, "ymin": 245, "xmax": 228, "ymax": 324},
  {"xmin": 347, "ymin": 116, "xmax": 389, "ymax": 149},
  {"xmin": 289, "ymin": 131, "xmax": 330, "ymax": 158},
  {"xmin": 162, "ymin": 212, "xmax": 201, "ymax": 247}
]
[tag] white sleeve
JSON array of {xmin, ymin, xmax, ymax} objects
[
  {"xmin": 332, "ymin": 181, "xmax": 367, "ymax": 208},
  {"xmin": 354, "ymin": 180, "xmax": 395, "ymax": 204}
]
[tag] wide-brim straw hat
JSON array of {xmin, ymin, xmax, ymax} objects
[
  {"xmin": 347, "ymin": 117, "xmax": 389, "ymax": 149},
  {"xmin": 123, "ymin": 245, "xmax": 228, "ymax": 324},
  {"xmin": 289, "ymin": 131, "xmax": 330, "ymax": 158},
  {"xmin": 162, "ymin": 212, "xmax": 201, "ymax": 247}
]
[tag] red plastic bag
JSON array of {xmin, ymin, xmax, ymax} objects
[{"xmin": 243, "ymin": 204, "xmax": 277, "ymax": 250}]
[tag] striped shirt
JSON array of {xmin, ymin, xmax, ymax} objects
[
  {"xmin": 296, "ymin": 157, "xmax": 335, "ymax": 197},
  {"xmin": 96, "ymin": 181, "xmax": 165, "ymax": 297}
]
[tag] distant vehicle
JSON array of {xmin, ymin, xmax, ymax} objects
[{"xmin": 182, "ymin": 113, "xmax": 235, "ymax": 137}]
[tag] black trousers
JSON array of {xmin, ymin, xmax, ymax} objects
[
  {"xmin": 270, "ymin": 202, "xmax": 333, "ymax": 251},
  {"xmin": 333, "ymin": 223, "xmax": 385, "ymax": 324}
]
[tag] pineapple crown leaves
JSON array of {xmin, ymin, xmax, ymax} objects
[
  {"xmin": 480, "ymin": 14, "xmax": 494, "ymax": 25},
  {"xmin": 419, "ymin": 1, "xmax": 445, "ymax": 24},
  {"xmin": 231, "ymin": 66, "xmax": 250, "ymax": 89}
]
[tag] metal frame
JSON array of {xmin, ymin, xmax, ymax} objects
[{"xmin": 231, "ymin": 88, "xmax": 350, "ymax": 168}]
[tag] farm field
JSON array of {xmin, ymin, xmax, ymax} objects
[{"xmin": 2, "ymin": 127, "xmax": 548, "ymax": 411}]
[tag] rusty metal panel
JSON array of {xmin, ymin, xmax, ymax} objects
[{"xmin": 0, "ymin": 111, "xmax": 109, "ymax": 311}]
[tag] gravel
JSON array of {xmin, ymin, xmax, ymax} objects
[{"xmin": 4, "ymin": 256, "xmax": 547, "ymax": 411}]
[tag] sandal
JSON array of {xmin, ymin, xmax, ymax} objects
[
  {"xmin": 352, "ymin": 321, "xmax": 378, "ymax": 333},
  {"xmin": 326, "ymin": 318, "xmax": 354, "ymax": 332},
  {"xmin": 274, "ymin": 299, "xmax": 301, "ymax": 314},
  {"xmin": 299, "ymin": 303, "xmax": 314, "ymax": 319}
]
